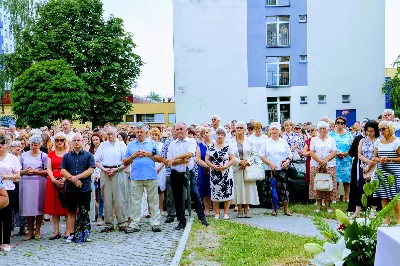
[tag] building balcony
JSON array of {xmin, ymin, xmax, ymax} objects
[
  {"xmin": 266, "ymin": 0, "xmax": 290, "ymax": 7},
  {"xmin": 267, "ymin": 71, "xmax": 290, "ymax": 87}
]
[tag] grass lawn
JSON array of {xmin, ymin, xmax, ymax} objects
[
  {"xmin": 181, "ymin": 219, "xmax": 323, "ymax": 266},
  {"xmin": 288, "ymin": 201, "xmax": 348, "ymax": 220}
]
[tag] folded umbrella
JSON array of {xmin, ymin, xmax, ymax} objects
[
  {"xmin": 270, "ymin": 172, "xmax": 278, "ymax": 211},
  {"xmin": 185, "ymin": 165, "xmax": 192, "ymax": 217}
]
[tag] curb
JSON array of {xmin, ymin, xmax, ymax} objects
[{"xmin": 170, "ymin": 217, "xmax": 194, "ymax": 266}]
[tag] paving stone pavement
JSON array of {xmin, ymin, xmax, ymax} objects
[
  {"xmin": 228, "ymin": 208, "xmax": 339, "ymax": 238},
  {"xmin": 0, "ymin": 217, "xmax": 183, "ymax": 266}
]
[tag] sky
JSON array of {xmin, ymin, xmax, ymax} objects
[{"xmin": 101, "ymin": 0, "xmax": 400, "ymax": 97}]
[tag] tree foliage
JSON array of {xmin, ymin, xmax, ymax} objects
[
  {"xmin": 147, "ymin": 91, "xmax": 162, "ymax": 102},
  {"xmin": 2, "ymin": 0, "xmax": 143, "ymax": 126},
  {"xmin": 12, "ymin": 60, "xmax": 89, "ymax": 127},
  {"xmin": 382, "ymin": 56, "xmax": 400, "ymax": 112}
]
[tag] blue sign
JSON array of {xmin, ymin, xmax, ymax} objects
[{"xmin": 385, "ymin": 77, "xmax": 391, "ymax": 109}]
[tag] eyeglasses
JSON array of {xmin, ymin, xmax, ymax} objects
[
  {"xmin": 379, "ymin": 127, "xmax": 387, "ymax": 132},
  {"xmin": 336, "ymin": 121, "xmax": 345, "ymax": 125},
  {"xmin": 0, "ymin": 142, "xmax": 6, "ymax": 145},
  {"xmin": 55, "ymin": 139, "xmax": 65, "ymax": 143},
  {"xmin": 236, "ymin": 127, "xmax": 244, "ymax": 130},
  {"xmin": 211, "ymin": 119, "xmax": 217, "ymax": 121}
]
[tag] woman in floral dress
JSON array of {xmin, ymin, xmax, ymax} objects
[
  {"xmin": 281, "ymin": 120, "xmax": 300, "ymax": 160},
  {"xmin": 329, "ymin": 116, "xmax": 353, "ymax": 202},
  {"xmin": 205, "ymin": 128, "xmax": 235, "ymax": 220}
]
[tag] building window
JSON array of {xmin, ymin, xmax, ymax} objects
[
  {"xmin": 342, "ymin": 95, "xmax": 350, "ymax": 103},
  {"xmin": 299, "ymin": 15, "xmax": 307, "ymax": 23},
  {"xmin": 266, "ymin": 16, "xmax": 290, "ymax": 47},
  {"xmin": 266, "ymin": 0, "xmax": 290, "ymax": 6},
  {"xmin": 125, "ymin": 115, "xmax": 134, "ymax": 123},
  {"xmin": 168, "ymin": 113, "xmax": 176, "ymax": 123},
  {"xmin": 4, "ymin": 15, "xmax": 6, "ymax": 24},
  {"xmin": 267, "ymin": 96, "xmax": 290, "ymax": 124},
  {"xmin": 318, "ymin": 95, "xmax": 326, "ymax": 104},
  {"xmin": 136, "ymin": 114, "xmax": 164, "ymax": 123},
  {"xmin": 266, "ymin": 56, "xmax": 290, "ymax": 87},
  {"xmin": 300, "ymin": 96, "xmax": 307, "ymax": 104},
  {"xmin": 5, "ymin": 43, "xmax": 8, "ymax": 52},
  {"xmin": 5, "ymin": 29, "xmax": 8, "ymax": 39},
  {"xmin": 299, "ymin": 55, "xmax": 307, "ymax": 63},
  {"xmin": 0, "ymin": 14, "xmax": 2, "ymax": 22}
]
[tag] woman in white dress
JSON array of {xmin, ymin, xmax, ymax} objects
[
  {"xmin": 230, "ymin": 121, "xmax": 260, "ymax": 218},
  {"xmin": 150, "ymin": 128, "xmax": 166, "ymax": 215},
  {"xmin": 205, "ymin": 129, "xmax": 235, "ymax": 220}
]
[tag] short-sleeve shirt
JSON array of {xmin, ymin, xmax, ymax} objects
[
  {"xmin": 167, "ymin": 137, "xmax": 197, "ymax": 172},
  {"xmin": 310, "ymin": 136, "xmax": 337, "ymax": 167},
  {"xmin": 94, "ymin": 140, "xmax": 126, "ymax": 166},
  {"xmin": 374, "ymin": 138, "xmax": 400, "ymax": 152},
  {"xmin": 260, "ymin": 138, "xmax": 292, "ymax": 171},
  {"xmin": 124, "ymin": 138, "xmax": 159, "ymax": 181},
  {"xmin": 0, "ymin": 153, "xmax": 22, "ymax": 190},
  {"xmin": 61, "ymin": 149, "xmax": 96, "ymax": 193}
]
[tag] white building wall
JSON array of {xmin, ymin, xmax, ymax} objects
[
  {"xmin": 305, "ymin": 0, "xmax": 385, "ymax": 123},
  {"xmin": 173, "ymin": 0, "xmax": 249, "ymax": 125}
]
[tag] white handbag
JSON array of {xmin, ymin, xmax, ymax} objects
[
  {"xmin": 244, "ymin": 163, "xmax": 265, "ymax": 182},
  {"xmin": 314, "ymin": 173, "xmax": 333, "ymax": 191}
]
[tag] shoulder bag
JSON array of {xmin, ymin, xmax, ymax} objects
[
  {"xmin": 314, "ymin": 172, "xmax": 333, "ymax": 191},
  {"xmin": 244, "ymin": 162, "xmax": 265, "ymax": 182}
]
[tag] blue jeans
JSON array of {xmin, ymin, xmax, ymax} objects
[{"xmin": 95, "ymin": 180, "xmax": 104, "ymax": 218}]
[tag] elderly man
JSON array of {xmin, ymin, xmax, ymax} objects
[
  {"xmin": 382, "ymin": 109, "xmax": 400, "ymax": 137},
  {"xmin": 9, "ymin": 124, "xmax": 19, "ymax": 138},
  {"xmin": 123, "ymin": 123, "xmax": 164, "ymax": 233},
  {"xmin": 61, "ymin": 134, "xmax": 95, "ymax": 243},
  {"xmin": 62, "ymin": 119, "xmax": 75, "ymax": 141},
  {"xmin": 210, "ymin": 115, "xmax": 224, "ymax": 140},
  {"xmin": 167, "ymin": 122, "xmax": 209, "ymax": 230},
  {"xmin": 0, "ymin": 178, "xmax": 8, "ymax": 209},
  {"xmin": 95, "ymin": 127, "xmax": 128, "ymax": 232}
]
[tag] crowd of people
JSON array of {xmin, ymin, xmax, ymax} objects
[{"xmin": 0, "ymin": 108, "xmax": 400, "ymax": 251}]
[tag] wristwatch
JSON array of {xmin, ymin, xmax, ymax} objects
[{"xmin": 152, "ymin": 148, "xmax": 157, "ymax": 156}]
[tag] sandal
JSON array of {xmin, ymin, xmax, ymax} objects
[
  {"xmin": 236, "ymin": 214, "xmax": 244, "ymax": 218},
  {"xmin": 101, "ymin": 226, "xmax": 114, "ymax": 233},
  {"xmin": 271, "ymin": 211, "xmax": 278, "ymax": 216},
  {"xmin": 34, "ymin": 234, "xmax": 41, "ymax": 240},
  {"xmin": 244, "ymin": 213, "xmax": 251, "ymax": 218},
  {"xmin": 24, "ymin": 234, "xmax": 34, "ymax": 241},
  {"xmin": 49, "ymin": 233, "xmax": 61, "ymax": 240},
  {"xmin": 284, "ymin": 210, "xmax": 292, "ymax": 216}
]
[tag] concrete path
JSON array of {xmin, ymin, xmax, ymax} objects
[{"xmin": 1, "ymin": 217, "xmax": 183, "ymax": 266}]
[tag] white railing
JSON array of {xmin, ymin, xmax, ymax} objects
[
  {"xmin": 266, "ymin": 0, "xmax": 290, "ymax": 6},
  {"xmin": 267, "ymin": 71, "xmax": 290, "ymax": 87},
  {"xmin": 267, "ymin": 32, "xmax": 290, "ymax": 46}
]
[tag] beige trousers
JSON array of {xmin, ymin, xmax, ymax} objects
[
  {"xmin": 128, "ymin": 179, "xmax": 161, "ymax": 226},
  {"xmin": 101, "ymin": 170, "xmax": 127, "ymax": 226}
]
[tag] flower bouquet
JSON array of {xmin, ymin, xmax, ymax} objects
[{"xmin": 305, "ymin": 172, "xmax": 400, "ymax": 266}]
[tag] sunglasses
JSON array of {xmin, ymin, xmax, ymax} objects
[
  {"xmin": 55, "ymin": 139, "xmax": 65, "ymax": 143},
  {"xmin": 0, "ymin": 142, "xmax": 6, "ymax": 145},
  {"xmin": 379, "ymin": 127, "xmax": 387, "ymax": 132},
  {"xmin": 236, "ymin": 127, "xmax": 244, "ymax": 130},
  {"xmin": 336, "ymin": 121, "xmax": 345, "ymax": 125}
]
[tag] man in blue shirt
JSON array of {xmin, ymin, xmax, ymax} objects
[
  {"xmin": 123, "ymin": 123, "xmax": 165, "ymax": 233},
  {"xmin": 61, "ymin": 133, "xmax": 95, "ymax": 243}
]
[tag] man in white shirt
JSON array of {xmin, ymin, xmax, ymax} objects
[
  {"xmin": 382, "ymin": 109, "xmax": 400, "ymax": 137},
  {"xmin": 62, "ymin": 119, "xmax": 75, "ymax": 141},
  {"xmin": 167, "ymin": 122, "xmax": 208, "ymax": 230},
  {"xmin": 9, "ymin": 124, "xmax": 19, "ymax": 138},
  {"xmin": 210, "ymin": 115, "xmax": 224, "ymax": 140},
  {"xmin": 94, "ymin": 127, "xmax": 128, "ymax": 232}
]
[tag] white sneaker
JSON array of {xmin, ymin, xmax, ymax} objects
[
  {"xmin": 66, "ymin": 235, "xmax": 75, "ymax": 243},
  {"xmin": 224, "ymin": 214, "xmax": 230, "ymax": 220},
  {"xmin": 2, "ymin": 245, "xmax": 11, "ymax": 252},
  {"xmin": 214, "ymin": 214, "xmax": 220, "ymax": 220}
]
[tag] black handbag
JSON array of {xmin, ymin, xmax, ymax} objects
[
  {"xmin": 55, "ymin": 178, "xmax": 67, "ymax": 208},
  {"xmin": 286, "ymin": 163, "xmax": 298, "ymax": 180}
]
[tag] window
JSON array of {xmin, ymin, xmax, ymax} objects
[
  {"xmin": 168, "ymin": 113, "xmax": 176, "ymax": 123},
  {"xmin": 299, "ymin": 15, "xmax": 307, "ymax": 23},
  {"xmin": 266, "ymin": 0, "xmax": 290, "ymax": 6},
  {"xmin": 5, "ymin": 29, "xmax": 7, "ymax": 39},
  {"xmin": 266, "ymin": 56, "xmax": 290, "ymax": 87},
  {"xmin": 125, "ymin": 115, "xmax": 134, "ymax": 123},
  {"xmin": 5, "ymin": 43, "xmax": 8, "ymax": 52},
  {"xmin": 318, "ymin": 95, "xmax": 326, "ymax": 104},
  {"xmin": 267, "ymin": 96, "xmax": 290, "ymax": 124},
  {"xmin": 299, "ymin": 55, "xmax": 307, "ymax": 63},
  {"xmin": 4, "ymin": 15, "xmax": 6, "ymax": 24},
  {"xmin": 0, "ymin": 14, "xmax": 2, "ymax": 22},
  {"xmin": 266, "ymin": 16, "xmax": 290, "ymax": 47},
  {"xmin": 136, "ymin": 114, "xmax": 164, "ymax": 123},
  {"xmin": 300, "ymin": 96, "xmax": 307, "ymax": 104},
  {"xmin": 342, "ymin": 95, "xmax": 350, "ymax": 103}
]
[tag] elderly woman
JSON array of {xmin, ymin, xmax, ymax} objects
[
  {"xmin": 373, "ymin": 121, "xmax": 400, "ymax": 225},
  {"xmin": 205, "ymin": 128, "xmax": 235, "ymax": 220},
  {"xmin": 260, "ymin": 122, "xmax": 293, "ymax": 216},
  {"xmin": 150, "ymin": 128, "xmax": 166, "ymax": 215},
  {"xmin": 195, "ymin": 127, "xmax": 213, "ymax": 216},
  {"xmin": 230, "ymin": 121, "xmax": 260, "ymax": 218},
  {"xmin": 309, "ymin": 121, "xmax": 338, "ymax": 212},
  {"xmin": 329, "ymin": 116, "xmax": 353, "ymax": 202},
  {"xmin": 0, "ymin": 136, "xmax": 21, "ymax": 252},
  {"xmin": 44, "ymin": 133, "xmax": 69, "ymax": 240},
  {"xmin": 20, "ymin": 135, "xmax": 48, "ymax": 240}
]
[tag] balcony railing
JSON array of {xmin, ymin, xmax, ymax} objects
[
  {"xmin": 266, "ymin": 0, "xmax": 290, "ymax": 6},
  {"xmin": 267, "ymin": 32, "xmax": 290, "ymax": 47},
  {"xmin": 267, "ymin": 71, "xmax": 290, "ymax": 87}
]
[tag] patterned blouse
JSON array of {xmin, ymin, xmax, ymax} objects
[
  {"xmin": 361, "ymin": 137, "xmax": 376, "ymax": 160},
  {"xmin": 281, "ymin": 132, "xmax": 299, "ymax": 149}
]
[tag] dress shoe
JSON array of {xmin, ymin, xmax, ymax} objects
[
  {"xmin": 200, "ymin": 219, "xmax": 209, "ymax": 227},
  {"xmin": 175, "ymin": 223, "xmax": 186, "ymax": 230},
  {"xmin": 165, "ymin": 216, "xmax": 175, "ymax": 223}
]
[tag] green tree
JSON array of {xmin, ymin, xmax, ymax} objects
[
  {"xmin": 11, "ymin": 60, "xmax": 89, "ymax": 128},
  {"xmin": 382, "ymin": 56, "xmax": 400, "ymax": 112},
  {"xmin": 2, "ymin": 0, "xmax": 143, "ymax": 127},
  {"xmin": 147, "ymin": 91, "xmax": 162, "ymax": 102}
]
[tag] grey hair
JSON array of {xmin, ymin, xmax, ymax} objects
[
  {"xmin": 29, "ymin": 134, "xmax": 43, "ymax": 145},
  {"xmin": 107, "ymin": 126, "xmax": 118, "ymax": 133},
  {"xmin": 29, "ymin": 129, "xmax": 42, "ymax": 136},
  {"xmin": 9, "ymin": 140, "xmax": 22, "ymax": 147},
  {"xmin": 215, "ymin": 128, "xmax": 226, "ymax": 136},
  {"xmin": 383, "ymin": 109, "xmax": 394, "ymax": 116},
  {"xmin": 135, "ymin": 123, "xmax": 149, "ymax": 132},
  {"xmin": 235, "ymin": 121, "xmax": 247, "ymax": 130},
  {"xmin": 317, "ymin": 121, "xmax": 330, "ymax": 130},
  {"xmin": 211, "ymin": 115, "xmax": 220, "ymax": 121},
  {"xmin": 175, "ymin": 122, "xmax": 187, "ymax": 128}
]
